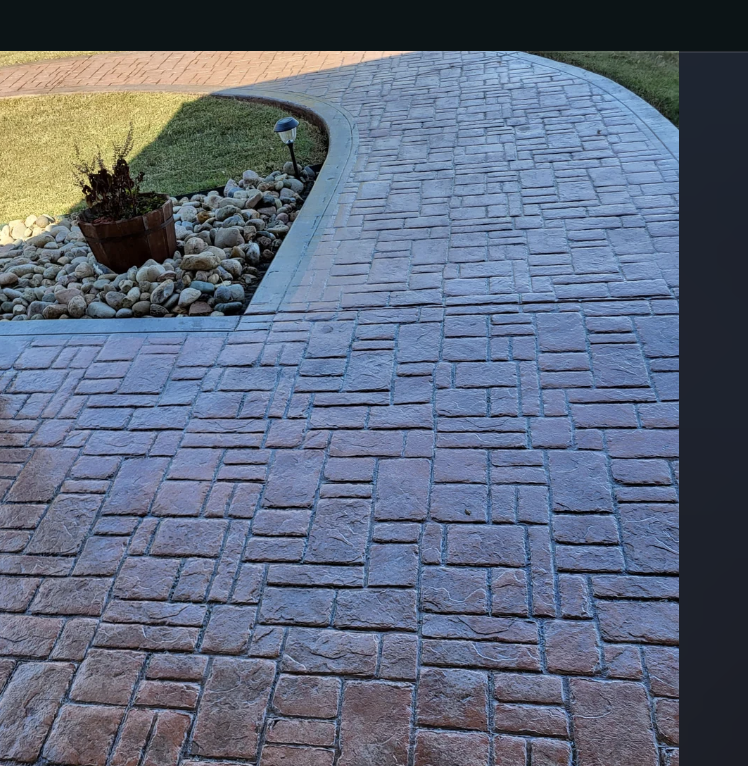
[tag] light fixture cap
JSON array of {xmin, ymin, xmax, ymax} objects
[{"xmin": 274, "ymin": 116, "xmax": 300, "ymax": 144}]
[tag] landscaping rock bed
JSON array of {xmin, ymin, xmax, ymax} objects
[{"xmin": 0, "ymin": 161, "xmax": 315, "ymax": 322}]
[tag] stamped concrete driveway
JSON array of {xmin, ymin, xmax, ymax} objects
[{"xmin": 0, "ymin": 51, "xmax": 678, "ymax": 766}]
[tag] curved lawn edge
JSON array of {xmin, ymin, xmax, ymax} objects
[
  {"xmin": 506, "ymin": 51, "xmax": 679, "ymax": 161},
  {"xmin": 0, "ymin": 86, "xmax": 358, "ymax": 337}
]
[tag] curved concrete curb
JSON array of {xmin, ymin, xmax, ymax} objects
[
  {"xmin": 0, "ymin": 86, "xmax": 358, "ymax": 336},
  {"xmin": 506, "ymin": 51, "xmax": 679, "ymax": 162},
  {"xmin": 218, "ymin": 87, "xmax": 358, "ymax": 317}
]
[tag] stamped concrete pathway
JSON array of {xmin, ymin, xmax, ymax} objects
[{"xmin": 0, "ymin": 52, "xmax": 678, "ymax": 766}]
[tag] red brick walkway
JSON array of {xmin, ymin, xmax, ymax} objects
[{"xmin": 0, "ymin": 52, "xmax": 678, "ymax": 765}]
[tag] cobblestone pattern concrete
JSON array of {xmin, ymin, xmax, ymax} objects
[{"xmin": 0, "ymin": 52, "xmax": 678, "ymax": 765}]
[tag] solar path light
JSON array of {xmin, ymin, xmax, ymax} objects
[{"xmin": 273, "ymin": 116, "xmax": 301, "ymax": 180}]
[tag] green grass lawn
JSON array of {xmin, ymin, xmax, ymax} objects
[
  {"xmin": 526, "ymin": 51, "xmax": 679, "ymax": 125},
  {"xmin": 0, "ymin": 51, "xmax": 117, "ymax": 68},
  {"xmin": 0, "ymin": 93, "xmax": 327, "ymax": 223}
]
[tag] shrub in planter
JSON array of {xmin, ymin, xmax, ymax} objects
[{"xmin": 74, "ymin": 128, "xmax": 176, "ymax": 273}]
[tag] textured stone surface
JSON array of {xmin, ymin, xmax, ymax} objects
[
  {"xmin": 417, "ymin": 668, "xmax": 488, "ymax": 730},
  {"xmin": 272, "ymin": 674, "xmax": 341, "ymax": 718},
  {"xmin": 375, "ymin": 458, "xmax": 431, "ymax": 520},
  {"xmin": 339, "ymin": 681, "xmax": 412, "ymax": 766},
  {"xmin": 532, "ymin": 739, "xmax": 573, "ymax": 766},
  {"xmin": 31, "ymin": 576, "xmax": 110, "ymax": 616},
  {"xmin": 282, "ymin": 628, "xmax": 378, "ymax": 676},
  {"xmin": 414, "ymin": 731, "xmax": 491, "ymax": 766},
  {"xmin": 0, "ymin": 614, "xmax": 62, "ymax": 656},
  {"xmin": 549, "ymin": 452, "xmax": 614, "ymax": 512},
  {"xmin": 644, "ymin": 646, "xmax": 679, "ymax": 697},
  {"xmin": 334, "ymin": 588, "xmax": 417, "ymax": 630},
  {"xmin": 545, "ymin": 620, "xmax": 601, "ymax": 674},
  {"xmin": 597, "ymin": 600, "xmax": 679, "ymax": 644},
  {"xmin": 655, "ymin": 697, "xmax": 679, "ymax": 745},
  {"xmin": 44, "ymin": 704, "xmax": 124, "ymax": 765},
  {"xmin": 0, "ymin": 662, "xmax": 74, "ymax": 761},
  {"xmin": 70, "ymin": 649, "xmax": 144, "ymax": 704},
  {"xmin": 0, "ymin": 49, "xmax": 677, "ymax": 766},
  {"xmin": 570, "ymin": 679, "xmax": 659, "ymax": 766},
  {"xmin": 192, "ymin": 658, "xmax": 275, "ymax": 759}
]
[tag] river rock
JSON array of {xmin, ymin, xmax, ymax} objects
[
  {"xmin": 205, "ymin": 195, "xmax": 230, "ymax": 210},
  {"xmin": 132, "ymin": 300, "xmax": 151, "ymax": 317},
  {"xmin": 178, "ymin": 287, "xmax": 201, "ymax": 307},
  {"xmin": 178, "ymin": 205, "xmax": 198, "ymax": 222},
  {"xmin": 189, "ymin": 301, "xmax": 212, "ymax": 316},
  {"xmin": 54, "ymin": 288, "xmax": 80, "ymax": 304},
  {"xmin": 217, "ymin": 283, "xmax": 245, "ymax": 303},
  {"xmin": 87, "ymin": 302, "xmax": 116, "ymax": 319},
  {"xmin": 220, "ymin": 214, "xmax": 244, "ymax": 228},
  {"xmin": 243, "ymin": 189, "xmax": 264, "ymax": 209},
  {"xmin": 181, "ymin": 253, "xmax": 220, "ymax": 271},
  {"xmin": 42, "ymin": 304, "xmax": 68, "ymax": 319},
  {"xmin": 0, "ymin": 273, "xmax": 19, "ymax": 287},
  {"xmin": 10, "ymin": 221, "xmax": 27, "ymax": 239},
  {"xmin": 151, "ymin": 280, "xmax": 175, "ymax": 304},
  {"xmin": 2, "ymin": 159, "xmax": 312, "ymax": 324},
  {"xmin": 214, "ymin": 301, "xmax": 243, "ymax": 315},
  {"xmin": 27, "ymin": 232, "xmax": 54, "ymax": 248},
  {"xmin": 67, "ymin": 295, "xmax": 87, "ymax": 318},
  {"xmin": 105, "ymin": 291, "xmax": 126, "ymax": 311},
  {"xmin": 184, "ymin": 237, "xmax": 207, "ymax": 255},
  {"xmin": 214, "ymin": 227, "xmax": 244, "ymax": 249},
  {"xmin": 242, "ymin": 169, "xmax": 260, "ymax": 185},
  {"xmin": 75, "ymin": 263, "xmax": 95, "ymax": 279},
  {"xmin": 285, "ymin": 177, "xmax": 304, "ymax": 193},
  {"xmin": 10, "ymin": 264, "xmax": 37, "ymax": 277},
  {"xmin": 26, "ymin": 301, "xmax": 47, "ymax": 317},
  {"xmin": 221, "ymin": 259, "xmax": 243, "ymax": 278},
  {"xmin": 229, "ymin": 284, "xmax": 245, "ymax": 302},
  {"xmin": 136, "ymin": 263, "xmax": 165, "ymax": 282},
  {"xmin": 214, "ymin": 285, "xmax": 231, "ymax": 303},
  {"xmin": 190, "ymin": 280, "xmax": 215, "ymax": 294},
  {"xmin": 215, "ymin": 204, "xmax": 241, "ymax": 222}
]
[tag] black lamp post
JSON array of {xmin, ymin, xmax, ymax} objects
[{"xmin": 274, "ymin": 116, "xmax": 301, "ymax": 180}]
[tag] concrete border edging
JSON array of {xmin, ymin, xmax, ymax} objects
[
  {"xmin": 218, "ymin": 88, "xmax": 358, "ymax": 317},
  {"xmin": 0, "ymin": 86, "xmax": 358, "ymax": 336}
]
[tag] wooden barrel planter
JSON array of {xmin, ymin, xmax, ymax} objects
[{"xmin": 78, "ymin": 196, "xmax": 177, "ymax": 273}]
